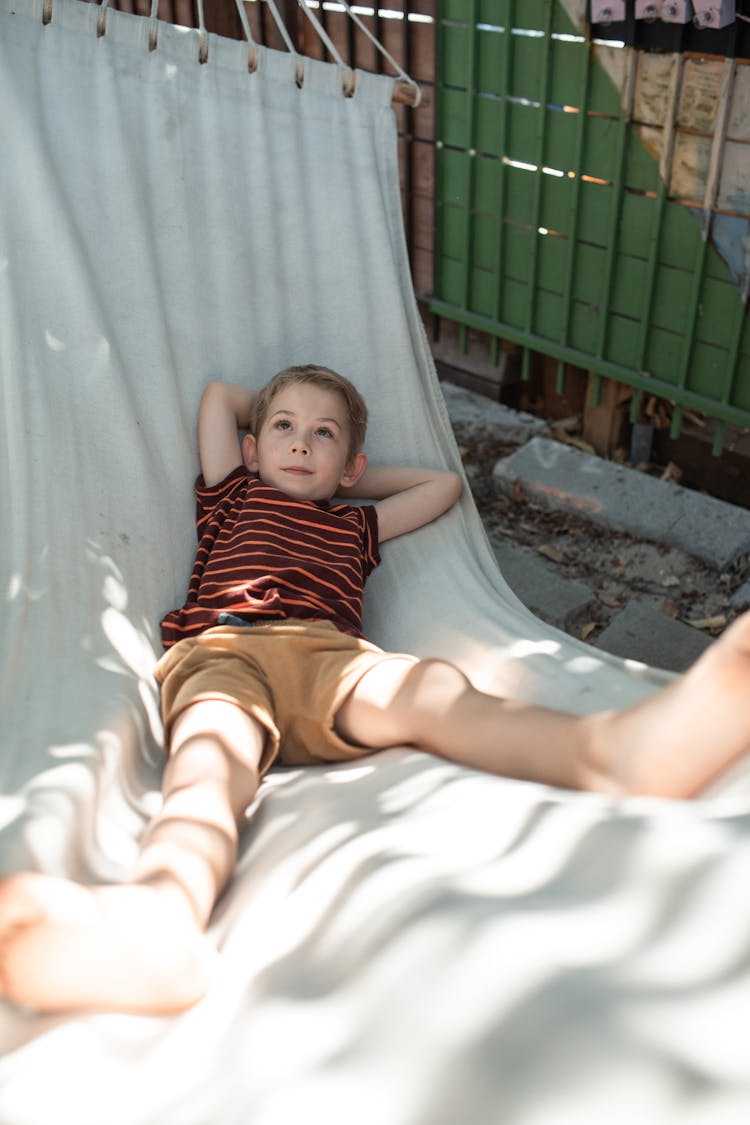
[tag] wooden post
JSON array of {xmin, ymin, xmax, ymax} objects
[{"xmin": 583, "ymin": 374, "xmax": 632, "ymax": 458}]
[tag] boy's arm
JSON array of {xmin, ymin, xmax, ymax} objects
[
  {"xmin": 197, "ymin": 380, "xmax": 257, "ymax": 487},
  {"xmin": 341, "ymin": 466, "xmax": 463, "ymax": 543}
]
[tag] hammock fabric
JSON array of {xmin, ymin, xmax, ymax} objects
[{"xmin": 2, "ymin": 1, "xmax": 750, "ymax": 1121}]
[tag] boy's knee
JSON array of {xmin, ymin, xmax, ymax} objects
[{"xmin": 396, "ymin": 658, "xmax": 472, "ymax": 712}]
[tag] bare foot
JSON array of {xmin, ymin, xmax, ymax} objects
[
  {"xmin": 0, "ymin": 873, "xmax": 218, "ymax": 1014},
  {"xmin": 586, "ymin": 611, "xmax": 750, "ymax": 798}
]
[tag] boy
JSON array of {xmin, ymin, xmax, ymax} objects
[{"xmin": 2, "ymin": 364, "xmax": 750, "ymax": 1015}]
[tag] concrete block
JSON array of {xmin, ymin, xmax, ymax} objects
[
  {"xmin": 493, "ymin": 436, "xmax": 750, "ymax": 570},
  {"xmin": 594, "ymin": 600, "xmax": 712, "ymax": 672},
  {"xmin": 441, "ymin": 381, "xmax": 549, "ymax": 444},
  {"xmin": 731, "ymin": 580, "xmax": 750, "ymax": 610},
  {"xmin": 492, "ymin": 539, "xmax": 596, "ymax": 630}
]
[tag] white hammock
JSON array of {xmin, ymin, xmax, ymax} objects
[{"xmin": 2, "ymin": 2, "xmax": 750, "ymax": 1121}]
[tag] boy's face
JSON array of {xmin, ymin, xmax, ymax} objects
[{"xmin": 242, "ymin": 383, "xmax": 366, "ymax": 502}]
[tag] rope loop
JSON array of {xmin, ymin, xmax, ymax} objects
[
  {"xmin": 229, "ymin": 0, "xmax": 259, "ymax": 73},
  {"xmin": 195, "ymin": 0, "xmax": 208, "ymax": 64},
  {"xmin": 341, "ymin": 66, "xmax": 355, "ymax": 99},
  {"xmin": 96, "ymin": 0, "xmax": 109, "ymax": 38},
  {"xmin": 263, "ymin": 0, "xmax": 304, "ymax": 90},
  {"xmin": 198, "ymin": 29, "xmax": 209, "ymax": 65},
  {"xmin": 148, "ymin": 0, "xmax": 159, "ymax": 52},
  {"xmin": 334, "ymin": 0, "xmax": 421, "ymax": 105}
]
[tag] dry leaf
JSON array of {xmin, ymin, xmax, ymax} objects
[
  {"xmin": 551, "ymin": 416, "xmax": 581, "ymax": 436},
  {"xmin": 661, "ymin": 575, "xmax": 681, "ymax": 587},
  {"xmin": 597, "ymin": 591, "xmax": 622, "ymax": 608},
  {"xmin": 687, "ymin": 614, "xmax": 727, "ymax": 631},
  {"xmin": 660, "ymin": 461, "xmax": 683, "ymax": 484},
  {"xmin": 537, "ymin": 544, "xmax": 563, "ymax": 564},
  {"xmin": 512, "ymin": 479, "xmax": 524, "ymax": 503},
  {"xmin": 661, "ymin": 602, "xmax": 679, "ymax": 618},
  {"xmin": 565, "ymin": 437, "xmax": 596, "ymax": 455},
  {"xmin": 580, "ymin": 621, "xmax": 596, "ymax": 640}
]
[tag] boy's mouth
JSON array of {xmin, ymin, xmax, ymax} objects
[{"xmin": 283, "ymin": 466, "xmax": 314, "ymax": 476}]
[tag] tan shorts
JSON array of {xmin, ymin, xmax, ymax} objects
[{"xmin": 154, "ymin": 619, "xmax": 417, "ymax": 775}]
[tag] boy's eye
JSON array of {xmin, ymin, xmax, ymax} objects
[
  {"xmin": 275, "ymin": 419, "xmax": 292, "ymax": 431},
  {"xmin": 316, "ymin": 427, "xmax": 334, "ymax": 438}
]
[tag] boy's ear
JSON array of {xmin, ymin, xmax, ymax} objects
[
  {"xmin": 340, "ymin": 451, "xmax": 367, "ymax": 489},
  {"xmin": 241, "ymin": 433, "xmax": 260, "ymax": 473}
]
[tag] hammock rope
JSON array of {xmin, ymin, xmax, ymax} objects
[
  {"xmin": 74, "ymin": 0, "xmax": 422, "ymax": 104},
  {"xmin": 297, "ymin": 0, "xmax": 355, "ymax": 95},
  {"xmin": 262, "ymin": 0, "xmax": 304, "ymax": 83},
  {"xmin": 334, "ymin": 1, "xmax": 421, "ymax": 107}
]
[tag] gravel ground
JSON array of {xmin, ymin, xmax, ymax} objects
[{"xmin": 455, "ymin": 428, "xmax": 747, "ymax": 647}]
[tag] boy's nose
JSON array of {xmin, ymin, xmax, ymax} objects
[{"xmin": 290, "ymin": 439, "xmax": 309, "ymax": 455}]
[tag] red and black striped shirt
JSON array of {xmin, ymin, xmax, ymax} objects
[{"xmin": 161, "ymin": 467, "xmax": 380, "ymax": 649}]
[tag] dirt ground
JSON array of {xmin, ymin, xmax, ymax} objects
[{"xmin": 456, "ymin": 429, "xmax": 747, "ymax": 646}]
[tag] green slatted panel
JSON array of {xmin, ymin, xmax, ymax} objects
[
  {"xmin": 543, "ymin": 107, "xmax": 580, "ymax": 174},
  {"xmin": 503, "ymin": 223, "xmax": 534, "ymax": 286},
  {"xmin": 570, "ymin": 243, "xmax": 607, "ymax": 306},
  {"xmin": 537, "ymin": 233, "xmax": 568, "ymax": 295},
  {"xmin": 433, "ymin": 1, "xmax": 750, "ymax": 447},
  {"xmin": 477, "ymin": 0, "xmax": 510, "ymax": 22},
  {"xmin": 474, "ymin": 154, "xmax": 500, "ymax": 213},
  {"xmin": 505, "ymin": 1, "xmax": 549, "ymax": 31},
  {"xmin": 582, "ymin": 116, "xmax": 623, "ymax": 183},
  {"xmin": 577, "ymin": 180, "xmax": 613, "ymax": 246},
  {"xmin": 476, "ymin": 27, "xmax": 507, "ymax": 97},
  {"xmin": 619, "ymin": 191, "xmax": 656, "ymax": 257},
  {"xmin": 548, "ymin": 33, "xmax": 588, "ymax": 108},
  {"xmin": 588, "ymin": 56, "xmax": 623, "ymax": 115},
  {"xmin": 539, "ymin": 173, "xmax": 573, "ymax": 237},
  {"xmin": 508, "ymin": 36, "xmax": 546, "ymax": 103},
  {"xmin": 535, "ymin": 288, "xmax": 565, "ymax": 340},
  {"xmin": 735, "ymin": 354, "xmax": 750, "ymax": 411}
]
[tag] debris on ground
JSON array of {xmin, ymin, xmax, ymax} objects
[{"xmin": 455, "ymin": 430, "xmax": 743, "ymax": 646}]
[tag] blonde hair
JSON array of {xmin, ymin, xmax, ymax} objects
[{"xmin": 252, "ymin": 364, "xmax": 368, "ymax": 461}]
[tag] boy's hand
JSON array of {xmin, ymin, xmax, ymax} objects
[
  {"xmin": 340, "ymin": 466, "xmax": 463, "ymax": 543},
  {"xmin": 198, "ymin": 381, "xmax": 257, "ymax": 486}
]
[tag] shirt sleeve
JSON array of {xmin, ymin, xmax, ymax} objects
[
  {"xmin": 195, "ymin": 465, "xmax": 249, "ymax": 537},
  {"xmin": 360, "ymin": 502, "xmax": 381, "ymax": 577}
]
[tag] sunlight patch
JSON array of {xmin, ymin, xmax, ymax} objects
[
  {"xmin": 565, "ymin": 654, "xmax": 604, "ymax": 674},
  {"xmin": 44, "ymin": 330, "xmax": 65, "ymax": 351},
  {"xmin": 505, "ymin": 638, "xmax": 561, "ymax": 659}
]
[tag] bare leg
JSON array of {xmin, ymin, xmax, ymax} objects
[
  {"xmin": 335, "ymin": 657, "xmax": 595, "ymax": 791},
  {"xmin": 0, "ymin": 700, "xmax": 265, "ymax": 1014},
  {"xmin": 335, "ymin": 613, "xmax": 750, "ymax": 798}
]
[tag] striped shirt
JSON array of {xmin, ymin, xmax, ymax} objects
[{"xmin": 161, "ymin": 467, "xmax": 380, "ymax": 648}]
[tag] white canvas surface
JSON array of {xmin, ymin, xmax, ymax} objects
[{"xmin": 2, "ymin": 2, "xmax": 750, "ymax": 1121}]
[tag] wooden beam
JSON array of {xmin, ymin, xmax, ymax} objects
[{"xmin": 583, "ymin": 375, "xmax": 632, "ymax": 459}]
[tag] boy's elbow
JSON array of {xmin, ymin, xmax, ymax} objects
[
  {"xmin": 202, "ymin": 379, "xmax": 227, "ymax": 402},
  {"xmin": 446, "ymin": 470, "xmax": 463, "ymax": 508}
]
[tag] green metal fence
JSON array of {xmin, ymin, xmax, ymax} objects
[{"xmin": 431, "ymin": 0, "xmax": 750, "ymax": 453}]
